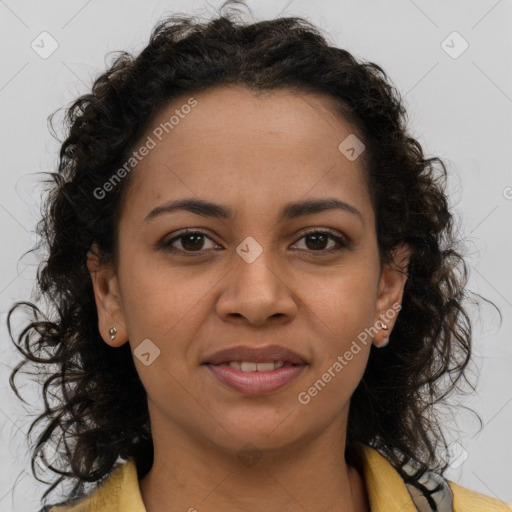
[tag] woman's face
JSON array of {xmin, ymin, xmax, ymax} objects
[{"xmin": 88, "ymin": 85, "xmax": 408, "ymax": 458}]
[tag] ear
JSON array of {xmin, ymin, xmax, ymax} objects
[
  {"xmin": 373, "ymin": 243, "xmax": 410, "ymax": 347},
  {"xmin": 86, "ymin": 243, "xmax": 128, "ymax": 348}
]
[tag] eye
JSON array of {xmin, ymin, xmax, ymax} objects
[
  {"xmin": 291, "ymin": 229, "xmax": 348, "ymax": 254},
  {"xmin": 159, "ymin": 228, "xmax": 348, "ymax": 257},
  {"xmin": 160, "ymin": 229, "xmax": 220, "ymax": 255}
]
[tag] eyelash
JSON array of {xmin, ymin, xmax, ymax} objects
[{"xmin": 159, "ymin": 228, "xmax": 349, "ymax": 257}]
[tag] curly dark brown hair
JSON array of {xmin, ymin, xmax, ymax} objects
[{"xmin": 7, "ymin": 0, "xmax": 500, "ymax": 508}]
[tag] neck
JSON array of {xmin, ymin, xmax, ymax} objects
[{"xmin": 139, "ymin": 408, "xmax": 370, "ymax": 512}]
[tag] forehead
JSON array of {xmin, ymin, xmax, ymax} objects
[{"xmin": 121, "ymin": 85, "xmax": 373, "ymax": 225}]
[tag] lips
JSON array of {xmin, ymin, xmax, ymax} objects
[
  {"xmin": 202, "ymin": 344, "xmax": 309, "ymax": 395},
  {"xmin": 205, "ymin": 363, "xmax": 307, "ymax": 395},
  {"xmin": 202, "ymin": 344, "xmax": 308, "ymax": 366}
]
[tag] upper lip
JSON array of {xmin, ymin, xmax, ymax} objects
[{"xmin": 203, "ymin": 344, "xmax": 308, "ymax": 365}]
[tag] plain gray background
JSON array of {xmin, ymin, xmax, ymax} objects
[{"xmin": 0, "ymin": 0, "xmax": 511, "ymax": 510}]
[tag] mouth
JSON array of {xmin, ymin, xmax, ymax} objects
[
  {"xmin": 202, "ymin": 344, "xmax": 308, "ymax": 366},
  {"xmin": 201, "ymin": 344, "xmax": 309, "ymax": 395},
  {"xmin": 207, "ymin": 360, "xmax": 299, "ymax": 371},
  {"xmin": 204, "ymin": 362, "xmax": 307, "ymax": 395},
  {"xmin": 202, "ymin": 344, "xmax": 309, "ymax": 395}
]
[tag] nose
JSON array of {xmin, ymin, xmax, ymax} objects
[{"xmin": 215, "ymin": 244, "xmax": 298, "ymax": 327}]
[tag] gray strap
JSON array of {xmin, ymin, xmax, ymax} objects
[{"xmin": 403, "ymin": 464, "xmax": 454, "ymax": 511}]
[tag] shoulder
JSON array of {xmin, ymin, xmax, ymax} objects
[
  {"xmin": 355, "ymin": 442, "xmax": 511, "ymax": 512},
  {"xmin": 34, "ymin": 468, "xmax": 118, "ymax": 511},
  {"xmin": 35, "ymin": 457, "xmax": 142, "ymax": 512},
  {"xmin": 449, "ymin": 480, "xmax": 512, "ymax": 512}
]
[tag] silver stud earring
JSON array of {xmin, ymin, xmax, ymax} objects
[
  {"xmin": 375, "ymin": 321, "xmax": 390, "ymax": 348},
  {"xmin": 109, "ymin": 326, "xmax": 117, "ymax": 340}
]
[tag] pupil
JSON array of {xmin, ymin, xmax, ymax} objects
[
  {"xmin": 306, "ymin": 234, "xmax": 327, "ymax": 250},
  {"xmin": 182, "ymin": 234, "xmax": 204, "ymax": 251}
]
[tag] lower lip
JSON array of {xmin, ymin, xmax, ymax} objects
[{"xmin": 204, "ymin": 364, "xmax": 307, "ymax": 395}]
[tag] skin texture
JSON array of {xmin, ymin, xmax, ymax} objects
[{"xmin": 87, "ymin": 85, "xmax": 410, "ymax": 512}]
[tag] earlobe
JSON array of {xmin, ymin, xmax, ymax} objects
[{"xmin": 86, "ymin": 244, "xmax": 128, "ymax": 348}]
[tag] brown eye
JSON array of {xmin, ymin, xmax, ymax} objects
[
  {"xmin": 160, "ymin": 230, "xmax": 219, "ymax": 255},
  {"xmin": 177, "ymin": 233, "xmax": 207, "ymax": 251},
  {"xmin": 158, "ymin": 228, "xmax": 348, "ymax": 257},
  {"xmin": 291, "ymin": 230, "xmax": 348, "ymax": 253}
]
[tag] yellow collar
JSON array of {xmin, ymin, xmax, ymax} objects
[
  {"xmin": 357, "ymin": 444, "xmax": 418, "ymax": 512},
  {"xmin": 49, "ymin": 444, "xmax": 511, "ymax": 511}
]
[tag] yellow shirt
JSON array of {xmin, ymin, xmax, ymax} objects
[{"xmin": 42, "ymin": 445, "xmax": 511, "ymax": 511}]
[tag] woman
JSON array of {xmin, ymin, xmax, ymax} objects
[{"xmin": 8, "ymin": 1, "xmax": 510, "ymax": 511}]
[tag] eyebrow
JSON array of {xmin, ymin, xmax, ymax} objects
[{"xmin": 144, "ymin": 197, "xmax": 363, "ymax": 224}]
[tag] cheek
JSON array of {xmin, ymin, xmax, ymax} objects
[
  {"xmin": 118, "ymin": 247, "xmax": 208, "ymax": 338},
  {"xmin": 301, "ymin": 266, "xmax": 379, "ymax": 335},
  {"xmin": 297, "ymin": 276, "xmax": 374, "ymax": 412}
]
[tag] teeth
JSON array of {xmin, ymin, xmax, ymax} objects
[
  {"xmin": 226, "ymin": 361, "xmax": 285, "ymax": 371},
  {"xmin": 253, "ymin": 362, "xmax": 275, "ymax": 372}
]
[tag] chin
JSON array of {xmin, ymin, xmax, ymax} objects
[{"xmin": 202, "ymin": 414, "xmax": 307, "ymax": 454}]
